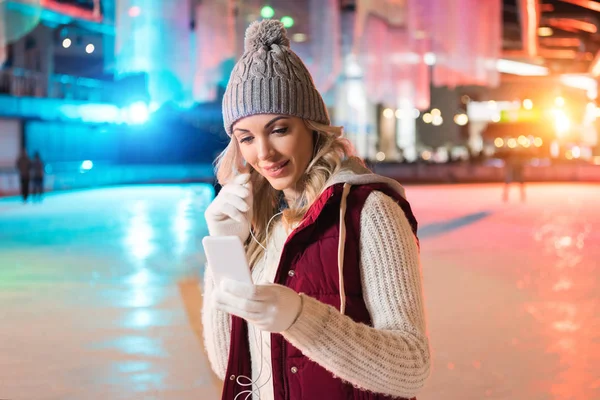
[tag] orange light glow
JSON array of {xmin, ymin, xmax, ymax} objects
[
  {"xmin": 558, "ymin": 0, "xmax": 600, "ymax": 12},
  {"xmin": 525, "ymin": 0, "xmax": 539, "ymax": 57},
  {"xmin": 538, "ymin": 27, "xmax": 554, "ymax": 37},
  {"xmin": 540, "ymin": 37, "xmax": 581, "ymax": 47},
  {"xmin": 547, "ymin": 18, "xmax": 597, "ymax": 34}
]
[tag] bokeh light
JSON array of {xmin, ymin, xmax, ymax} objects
[{"xmin": 260, "ymin": 5, "xmax": 275, "ymax": 19}]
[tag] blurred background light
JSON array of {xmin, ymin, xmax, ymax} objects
[
  {"xmin": 424, "ymin": 52, "xmax": 436, "ymax": 66},
  {"xmin": 292, "ymin": 33, "xmax": 307, "ymax": 42},
  {"xmin": 454, "ymin": 113, "xmax": 469, "ymax": 126},
  {"xmin": 554, "ymin": 109, "xmax": 571, "ymax": 136},
  {"xmin": 260, "ymin": 5, "xmax": 275, "ymax": 19},
  {"xmin": 126, "ymin": 102, "xmax": 150, "ymax": 125},
  {"xmin": 81, "ymin": 160, "xmax": 94, "ymax": 171},
  {"xmin": 128, "ymin": 5, "xmax": 141, "ymax": 17},
  {"xmin": 125, "ymin": 202, "xmax": 154, "ymax": 262},
  {"xmin": 496, "ymin": 59, "xmax": 548, "ymax": 76},
  {"xmin": 537, "ymin": 26, "xmax": 553, "ymax": 37},
  {"xmin": 280, "ymin": 16, "xmax": 294, "ymax": 28}
]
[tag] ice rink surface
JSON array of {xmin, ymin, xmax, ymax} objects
[{"xmin": 1, "ymin": 182, "xmax": 598, "ymax": 400}]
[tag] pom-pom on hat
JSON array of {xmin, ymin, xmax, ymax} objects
[
  {"xmin": 244, "ymin": 19, "xmax": 290, "ymax": 51},
  {"xmin": 222, "ymin": 19, "xmax": 330, "ymax": 136}
]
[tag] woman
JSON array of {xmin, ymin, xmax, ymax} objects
[{"xmin": 202, "ymin": 20, "xmax": 430, "ymax": 400}]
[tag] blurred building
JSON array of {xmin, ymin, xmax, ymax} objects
[
  {"xmin": 0, "ymin": 0, "xmax": 599, "ymax": 174},
  {"xmin": 0, "ymin": 0, "xmax": 227, "ymax": 173},
  {"xmin": 460, "ymin": 0, "xmax": 600, "ymax": 164}
]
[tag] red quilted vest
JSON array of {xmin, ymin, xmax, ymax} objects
[{"xmin": 221, "ymin": 182, "xmax": 419, "ymax": 400}]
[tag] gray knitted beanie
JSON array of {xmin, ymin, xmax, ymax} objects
[{"xmin": 222, "ymin": 19, "xmax": 330, "ymax": 135}]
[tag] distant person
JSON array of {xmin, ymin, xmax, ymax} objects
[
  {"xmin": 503, "ymin": 150, "xmax": 526, "ymax": 202},
  {"xmin": 16, "ymin": 149, "xmax": 31, "ymax": 203},
  {"xmin": 31, "ymin": 152, "xmax": 45, "ymax": 202}
]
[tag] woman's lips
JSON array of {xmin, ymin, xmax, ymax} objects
[{"xmin": 263, "ymin": 160, "xmax": 290, "ymax": 178}]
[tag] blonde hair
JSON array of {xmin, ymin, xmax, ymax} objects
[{"xmin": 214, "ymin": 119, "xmax": 362, "ymax": 267}]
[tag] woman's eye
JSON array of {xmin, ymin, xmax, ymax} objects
[
  {"xmin": 239, "ymin": 136, "xmax": 254, "ymax": 144},
  {"xmin": 272, "ymin": 127, "xmax": 288, "ymax": 134}
]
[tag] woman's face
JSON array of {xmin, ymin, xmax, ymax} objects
[{"xmin": 232, "ymin": 114, "xmax": 314, "ymax": 201}]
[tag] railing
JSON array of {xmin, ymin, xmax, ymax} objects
[
  {"xmin": 0, "ymin": 68, "xmax": 115, "ymax": 102},
  {"xmin": 3, "ymin": 162, "xmax": 600, "ymax": 198},
  {"xmin": 0, "ymin": 163, "xmax": 216, "ymax": 197}
]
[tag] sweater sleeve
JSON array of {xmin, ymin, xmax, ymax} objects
[
  {"xmin": 201, "ymin": 265, "xmax": 232, "ymax": 381},
  {"xmin": 282, "ymin": 191, "xmax": 431, "ymax": 398}
]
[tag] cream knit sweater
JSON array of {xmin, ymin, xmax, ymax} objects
[{"xmin": 202, "ymin": 191, "xmax": 431, "ymax": 399}]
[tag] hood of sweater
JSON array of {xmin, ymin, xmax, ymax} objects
[{"xmin": 323, "ymin": 158, "xmax": 407, "ymax": 200}]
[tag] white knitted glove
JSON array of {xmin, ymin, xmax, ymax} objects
[
  {"xmin": 212, "ymin": 278, "xmax": 302, "ymax": 333},
  {"xmin": 204, "ymin": 173, "xmax": 253, "ymax": 243}
]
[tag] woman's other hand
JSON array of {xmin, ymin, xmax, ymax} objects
[{"xmin": 204, "ymin": 173, "xmax": 253, "ymax": 242}]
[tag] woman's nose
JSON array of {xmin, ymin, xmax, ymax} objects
[{"xmin": 257, "ymin": 138, "xmax": 275, "ymax": 160}]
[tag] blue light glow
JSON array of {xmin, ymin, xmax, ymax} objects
[
  {"xmin": 173, "ymin": 195, "xmax": 193, "ymax": 256},
  {"xmin": 81, "ymin": 160, "xmax": 94, "ymax": 170},
  {"xmin": 115, "ymin": 0, "xmax": 192, "ymax": 105},
  {"xmin": 79, "ymin": 104, "xmax": 121, "ymax": 123},
  {"xmin": 126, "ymin": 101, "xmax": 149, "ymax": 125},
  {"xmin": 124, "ymin": 201, "xmax": 154, "ymax": 261},
  {"xmin": 59, "ymin": 103, "xmax": 121, "ymax": 123}
]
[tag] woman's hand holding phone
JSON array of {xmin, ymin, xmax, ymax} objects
[{"xmin": 204, "ymin": 173, "xmax": 253, "ymax": 243}]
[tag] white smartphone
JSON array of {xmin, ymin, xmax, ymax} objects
[{"xmin": 202, "ymin": 236, "xmax": 253, "ymax": 286}]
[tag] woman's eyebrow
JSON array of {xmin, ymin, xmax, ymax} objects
[
  {"xmin": 234, "ymin": 116, "xmax": 290, "ymax": 133},
  {"xmin": 264, "ymin": 116, "xmax": 290, "ymax": 128}
]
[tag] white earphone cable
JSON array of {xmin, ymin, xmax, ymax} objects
[{"xmin": 234, "ymin": 209, "xmax": 283, "ymax": 399}]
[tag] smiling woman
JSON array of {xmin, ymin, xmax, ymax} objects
[
  {"xmin": 232, "ymin": 115, "xmax": 314, "ymax": 199},
  {"xmin": 202, "ymin": 19, "xmax": 430, "ymax": 400}
]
